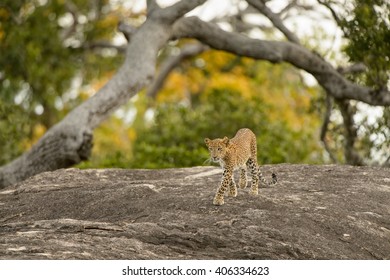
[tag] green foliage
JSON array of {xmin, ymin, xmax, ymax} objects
[
  {"xmin": 355, "ymin": 106, "xmax": 390, "ymax": 164},
  {"xmin": 0, "ymin": 0, "xmax": 126, "ymax": 162},
  {"xmin": 0, "ymin": 99, "xmax": 29, "ymax": 165},
  {"xmin": 340, "ymin": 0, "xmax": 390, "ymax": 88},
  {"xmin": 1, "ymin": 1, "xmax": 75, "ymax": 124},
  {"xmin": 129, "ymin": 89, "xmax": 320, "ymax": 169}
]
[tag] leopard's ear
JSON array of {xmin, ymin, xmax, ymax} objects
[
  {"xmin": 222, "ymin": 136, "xmax": 229, "ymax": 146},
  {"xmin": 204, "ymin": 138, "xmax": 211, "ymax": 146}
]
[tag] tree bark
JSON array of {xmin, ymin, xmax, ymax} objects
[
  {"xmin": 337, "ymin": 99, "xmax": 364, "ymax": 165},
  {"xmin": 320, "ymin": 94, "xmax": 338, "ymax": 163}
]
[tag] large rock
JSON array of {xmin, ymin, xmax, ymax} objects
[{"xmin": 0, "ymin": 164, "xmax": 389, "ymax": 259}]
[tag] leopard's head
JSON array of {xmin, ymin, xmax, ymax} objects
[{"xmin": 204, "ymin": 137, "xmax": 230, "ymax": 163}]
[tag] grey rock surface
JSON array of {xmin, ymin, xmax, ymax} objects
[{"xmin": 0, "ymin": 164, "xmax": 389, "ymax": 259}]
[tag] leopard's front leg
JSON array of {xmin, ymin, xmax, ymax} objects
[
  {"xmin": 228, "ymin": 174, "xmax": 237, "ymax": 197},
  {"xmin": 247, "ymin": 158, "xmax": 259, "ymax": 195},
  {"xmin": 238, "ymin": 167, "xmax": 247, "ymax": 189},
  {"xmin": 213, "ymin": 168, "xmax": 233, "ymax": 206}
]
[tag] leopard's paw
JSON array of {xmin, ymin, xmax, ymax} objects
[
  {"xmin": 213, "ymin": 196, "xmax": 224, "ymax": 206},
  {"xmin": 228, "ymin": 187, "xmax": 237, "ymax": 197},
  {"xmin": 249, "ymin": 188, "xmax": 258, "ymax": 196},
  {"xmin": 239, "ymin": 180, "xmax": 247, "ymax": 189}
]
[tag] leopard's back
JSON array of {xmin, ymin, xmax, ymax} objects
[{"xmin": 227, "ymin": 128, "xmax": 257, "ymax": 167}]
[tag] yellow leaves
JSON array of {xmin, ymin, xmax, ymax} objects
[
  {"xmin": 156, "ymin": 72, "xmax": 189, "ymax": 103},
  {"xmin": 276, "ymin": 99, "xmax": 316, "ymax": 131},
  {"xmin": 203, "ymin": 51, "xmax": 227, "ymax": 70},
  {"xmin": 157, "ymin": 63, "xmax": 252, "ymax": 102},
  {"xmin": 207, "ymin": 73, "xmax": 253, "ymax": 99},
  {"xmin": 33, "ymin": 123, "xmax": 46, "ymax": 139},
  {"xmin": 195, "ymin": 51, "xmax": 256, "ymax": 98},
  {"xmin": 187, "ymin": 68, "xmax": 204, "ymax": 93},
  {"xmin": 262, "ymin": 83, "xmax": 319, "ymax": 131},
  {"xmin": 157, "ymin": 50, "xmax": 256, "ymax": 102},
  {"xmin": 127, "ymin": 127, "xmax": 137, "ymax": 142},
  {"xmin": 200, "ymin": 50, "xmax": 236, "ymax": 72}
]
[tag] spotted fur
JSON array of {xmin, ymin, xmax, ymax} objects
[{"xmin": 205, "ymin": 128, "xmax": 277, "ymax": 206}]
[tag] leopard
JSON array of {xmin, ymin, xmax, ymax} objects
[{"xmin": 204, "ymin": 128, "xmax": 277, "ymax": 206}]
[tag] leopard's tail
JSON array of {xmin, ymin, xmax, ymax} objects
[{"xmin": 258, "ymin": 167, "xmax": 277, "ymax": 187}]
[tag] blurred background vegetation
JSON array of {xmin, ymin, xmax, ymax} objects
[
  {"xmin": 78, "ymin": 49, "xmax": 324, "ymax": 168},
  {"xmin": 1, "ymin": 0, "xmax": 389, "ymax": 168}
]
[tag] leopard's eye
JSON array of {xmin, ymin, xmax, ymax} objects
[{"xmin": 218, "ymin": 147, "xmax": 222, "ymax": 151}]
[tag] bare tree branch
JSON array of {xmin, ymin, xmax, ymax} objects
[
  {"xmin": 246, "ymin": 0, "xmax": 301, "ymax": 44},
  {"xmin": 62, "ymin": 0, "xmax": 80, "ymax": 40},
  {"xmin": 147, "ymin": 43, "xmax": 208, "ymax": 99},
  {"xmin": 275, "ymin": 0, "xmax": 318, "ymax": 21},
  {"xmin": 317, "ymin": 0, "xmax": 343, "ymax": 26},
  {"xmin": 146, "ymin": 0, "xmax": 160, "ymax": 17},
  {"xmin": 89, "ymin": 0, "xmax": 102, "ymax": 21},
  {"xmin": 210, "ymin": 5, "xmax": 272, "ymax": 33},
  {"xmin": 337, "ymin": 99, "xmax": 364, "ymax": 165},
  {"xmin": 337, "ymin": 63, "xmax": 367, "ymax": 75},
  {"xmin": 320, "ymin": 94, "xmax": 338, "ymax": 163},
  {"xmin": 228, "ymin": 14, "xmax": 272, "ymax": 34},
  {"xmin": 118, "ymin": 21, "xmax": 138, "ymax": 42},
  {"xmin": 320, "ymin": 62, "xmax": 368, "ymax": 164},
  {"xmin": 277, "ymin": 0, "xmax": 298, "ymax": 16},
  {"xmin": 173, "ymin": 16, "xmax": 390, "ymax": 106},
  {"xmin": 156, "ymin": 0, "xmax": 207, "ymax": 23}
]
